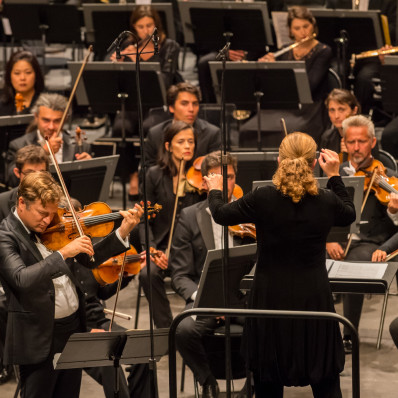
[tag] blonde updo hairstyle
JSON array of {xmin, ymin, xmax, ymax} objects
[{"xmin": 272, "ymin": 132, "xmax": 318, "ymax": 203}]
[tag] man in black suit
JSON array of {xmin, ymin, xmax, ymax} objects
[
  {"xmin": 144, "ymin": 82, "xmax": 221, "ymax": 168},
  {"xmin": 0, "ymin": 145, "xmax": 48, "ymax": 220},
  {"xmin": 0, "ymin": 171, "xmax": 143, "ymax": 398},
  {"xmin": 169, "ymin": 151, "xmax": 250, "ymax": 398},
  {"xmin": 0, "ymin": 145, "xmax": 49, "ymax": 385},
  {"xmin": 6, "ymin": 92, "xmax": 92, "ymax": 186}
]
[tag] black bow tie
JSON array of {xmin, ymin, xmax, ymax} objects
[{"xmin": 29, "ymin": 231, "xmax": 38, "ymax": 243}]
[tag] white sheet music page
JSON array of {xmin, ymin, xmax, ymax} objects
[{"xmin": 327, "ymin": 261, "xmax": 387, "ymax": 280}]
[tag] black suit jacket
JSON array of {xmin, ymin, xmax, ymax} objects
[
  {"xmin": 169, "ymin": 200, "xmax": 214, "ymax": 302},
  {"xmin": 6, "ymin": 130, "xmax": 91, "ymax": 187},
  {"xmin": 0, "ymin": 211, "xmax": 127, "ymax": 365},
  {"xmin": 144, "ymin": 118, "xmax": 221, "ymax": 168},
  {"xmin": 0, "ymin": 187, "xmax": 17, "ymax": 222}
]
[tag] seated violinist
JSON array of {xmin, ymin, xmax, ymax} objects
[
  {"xmin": 169, "ymin": 151, "xmax": 253, "ymax": 398},
  {"xmin": 0, "ymin": 171, "xmax": 143, "ymax": 398},
  {"xmin": 326, "ymin": 115, "xmax": 398, "ymax": 353},
  {"xmin": 6, "ymin": 93, "xmax": 92, "ymax": 187}
]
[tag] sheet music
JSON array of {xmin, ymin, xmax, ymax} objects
[
  {"xmin": 327, "ymin": 261, "xmax": 387, "ymax": 280},
  {"xmin": 271, "ymin": 11, "xmax": 290, "ymax": 49}
]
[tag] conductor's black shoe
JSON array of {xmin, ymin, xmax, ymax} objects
[
  {"xmin": 202, "ymin": 382, "xmax": 220, "ymax": 398},
  {"xmin": 343, "ymin": 338, "xmax": 353, "ymax": 355}
]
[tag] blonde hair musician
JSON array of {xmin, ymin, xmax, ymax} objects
[{"xmin": 204, "ymin": 132, "xmax": 355, "ymax": 398}]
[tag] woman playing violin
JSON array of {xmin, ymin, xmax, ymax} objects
[
  {"xmin": 138, "ymin": 121, "xmax": 205, "ymax": 328},
  {"xmin": 205, "ymin": 132, "xmax": 355, "ymax": 397}
]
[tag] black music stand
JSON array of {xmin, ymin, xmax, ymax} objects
[
  {"xmin": 68, "ymin": 61, "xmax": 166, "ymax": 209},
  {"xmin": 380, "ymin": 56, "xmax": 398, "ymax": 114},
  {"xmin": 209, "ymin": 61, "xmax": 312, "ymax": 150},
  {"xmin": 49, "ymin": 155, "xmax": 119, "ymax": 206},
  {"xmin": 54, "ymin": 329, "xmax": 169, "ymax": 398},
  {"xmin": 327, "ymin": 260, "xmax": 398, "ymax": 349},
  {"xmin": 0, "ymin": 114, "xmax": 34, "ymax": 187},
  {"xmin": 178, "ymin": 1, "xmax": 273, "ymax": 53},
  {"xmin": 82, "ymin": 3, "xmax": 175, "ymax": 60}
]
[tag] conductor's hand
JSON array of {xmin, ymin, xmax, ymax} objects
[
  {"xmin": 388, "ymin": 193, "xmax": 398, "ymax": 214},
  {"xmin": 118, "ymin": 203, "xmax": 144, "ymax": 240},
  {"xmin": 44, "ymin": 132, "xmax": 63, "ymax": 154},
  {"xmin": 258, "ymin": 53, "xmax": 275, "ymax": 62},
  {"xmin": 319, "ymin": 149, "xmax": 340, "ymax": 178},
  {"xmin": 372, "ymin": 249, "xmax": 387, "ymax": 262},
  {"xmin": 203, "ymin": 173, "xmax": 223, "ymax": 192},
  {"xmin": 59, "ymin": 236, "xmax": 94, "ymax": 260},
  {"xmin": 326, "ymin": 242, "xmax": 345, "ymax": 260}
]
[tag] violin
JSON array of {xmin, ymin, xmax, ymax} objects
[
  {"xmin": 40, "ymin": 202, "xmax": 162, "ymax": 252},
  {"xmin": 15, "ymin": 93, "xmax": 25, "ymax": 114},
  {"xmin": 74, "ymin": 126, "xmax": 87, "ymax": 154},
  {"xmin": 92, "ymin": 246, "xmax": 160, "ymax": 286},
  {"xmin": 186, "ymin": 155, "xmax": 255, "ymax": 240},
  {"xmin": 355, "ymin": 159, "xmax": 398, "ymax": 206}
]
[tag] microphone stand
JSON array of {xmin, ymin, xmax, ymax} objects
[
  {"xmin": 217, "ymin": 32, "xmax": 233, "ymax": 398},
  {"xmin": 113, "ymin": 29, "xmax": 160, "ymax": 398},
  {"xmin": 334, "ymin": 30, "xmax": 349, "ymax": 89}
]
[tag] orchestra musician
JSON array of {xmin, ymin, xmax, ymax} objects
[
  {"xmin": 0, "ymin": 50, "xmax": 44, "ymax": 116},
  {"xmin": 6, "ymin": 93, "xmax": 92, "ymax": 187},
  {"xmin": 0, "ymin": 171, "xmax": 143, "ymax": 398},
  {"xmin": 204, "ymin": 133, "xmax": 355, "ymax": 398},
  {"xmin": 170, "ymin": 151, "xmax": 251, "ymax": 398},
  {"xmin": 241, "ymin": 6, "xmax": 332, "ymax": 144},
  {"xmin": 138, "ymin": 121, "xmax": 205, "ymax": 329},
  {"xmin": 326, "ymin": 115, "xmax": 398, "ymax": 353},
  {"xmin": 319, "ymin": 89, "xmax": 360, "ymax": 158}
]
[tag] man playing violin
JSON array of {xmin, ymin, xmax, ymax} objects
[
  {"xmin": 326, "ymin": 114, "xmax": 398, "ymax": 353},
  {"xmin": 169, "ymin": 151, "xmax": 253, "ymax": 398},
  {"xmin": 0, "ymin": 171, "xmax": 143, "ymax": 398},
  {"xmin": 6, "ymin": 93, "xmax": 92, "ymax": 187}
]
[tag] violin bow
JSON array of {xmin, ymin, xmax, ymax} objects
[
  {"xmin": 165, "ymin": 157, "xmax": 185, "ymax": 258},
  {"xmin": 343, "ymin": 167, "xmax": 379, "ymax": 258},
  {"xmin": 44, "ymin": 136, "xmax": 94, "ymax": 262},
  {"xmin": 280, "ymin": 118, "xmax": 288, "ymax": 137},
  {"xmin": 55, "ymin": 46, "xmax": 93, "ymax": 138}
]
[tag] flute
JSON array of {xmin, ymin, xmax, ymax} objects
[{"xmin": 273, "ymin": 33, "xmax": 316, "ymax": 59}]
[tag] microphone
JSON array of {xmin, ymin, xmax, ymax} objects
[
  {"xmin": 215, "ymin": 42, "xmax": 231, "ymax": 61},
  {"xmin": 152, "ymin": 27, "xmax": 159, "ymax": 55},
  {"xmin": 107, "ymin": 31, "xmax": 131, "ymax": 54}
]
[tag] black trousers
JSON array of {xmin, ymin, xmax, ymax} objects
[
  {"xmin": 139, "ymin": 264, "xmax": 173, "ymax": 328},
  {"xmin": 253, "ymin": 373, "xmax": 342, "ymax": 398},
  {"xmin": 19, "ymin": 312, "xmax": 82, "ymax": 398}
]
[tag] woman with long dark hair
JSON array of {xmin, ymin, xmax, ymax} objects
[
  {"xmin": 205, "ymin": 132, "xmax": 355, "ymax": 397},
  {"xmin": 0, "ymin": 51, "xmax": 44, "ymax": 116}
]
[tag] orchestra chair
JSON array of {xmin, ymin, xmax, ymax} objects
[
  {"xmin": 375, "ymin": 149, "xmax": 398, "ymax": 172},
  {"xmin": 327, "ymin": 68, "xmax": 342, "ymax": 91}
]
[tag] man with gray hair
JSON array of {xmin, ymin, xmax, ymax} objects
[
  {"xmin": 6, "ymin": 93, "xmax": 91, "ymax": 186},
  {"xmin": 326, "ymin": 114, "xmax": 398, "ymax": 353}
]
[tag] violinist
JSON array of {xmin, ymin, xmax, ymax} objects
[
  {"xmin": 138, "ymin": 121, "xmax": 205, "ymax": 329},
  {"xmin": 0, "ymin": 171, "xmax": 143, "ymax": 398},
  {"xmin": 327, "ymin": 115, "xmax": 398, "ymax": 353},
  {"xmin": 0, "ymin": 50, "xmax": 44, "ymax": 116},
  {"xmin": 170, "ymin": 151, "xmax": 251, "ymax": 398},
  {"xmin": 6, "ymin": 93, "xmax": 92, "ymax": 187}
]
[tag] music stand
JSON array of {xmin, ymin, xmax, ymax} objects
[
  {"xmin": 252, "ymin": 176, "xmax": 364, "ymax": 241},
  {"xmin": 178, "ymin": 1, "xmax": 273, "ymax": 53},
  {"xmin": 49, "ymin": 155, "xmax": 119, "ymax": 205},
  {"xmin": 194, "ymin": 244, "xmax": 257, "ymax": 309},
  {"xmin": 68, "ymin": 61, "xmax": 167, "ymax": 113},
  {"xmin": 54, "ymin": 329, "xmax": 168, "ymax": 398},
  {"xmin": 82, "ymin": 3, "xmax": 175, "ymax": 60},
  {"xmin": 380, "ymin": 56, "xmax": 398, "ymax": 114},
  {"xmin": 310, "ymin": 8, "xmax": 385, "ymax": 56}
]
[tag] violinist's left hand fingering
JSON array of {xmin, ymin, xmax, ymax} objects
[
  {"xmin": 388, "ymin": 193, "xmax": 398, "ymax": 214},
  {"xmin": 118, "ymin": 203, "xmax": 144, "ymax": 239}
]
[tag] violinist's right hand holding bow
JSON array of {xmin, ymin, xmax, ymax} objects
[
  {"xmin": 372, "ymin": 249, "xmax": 387, "ymax": 262},
  {"xmin": 318, "ymin": 149, "xmax": 340, "ymax": 178}
]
